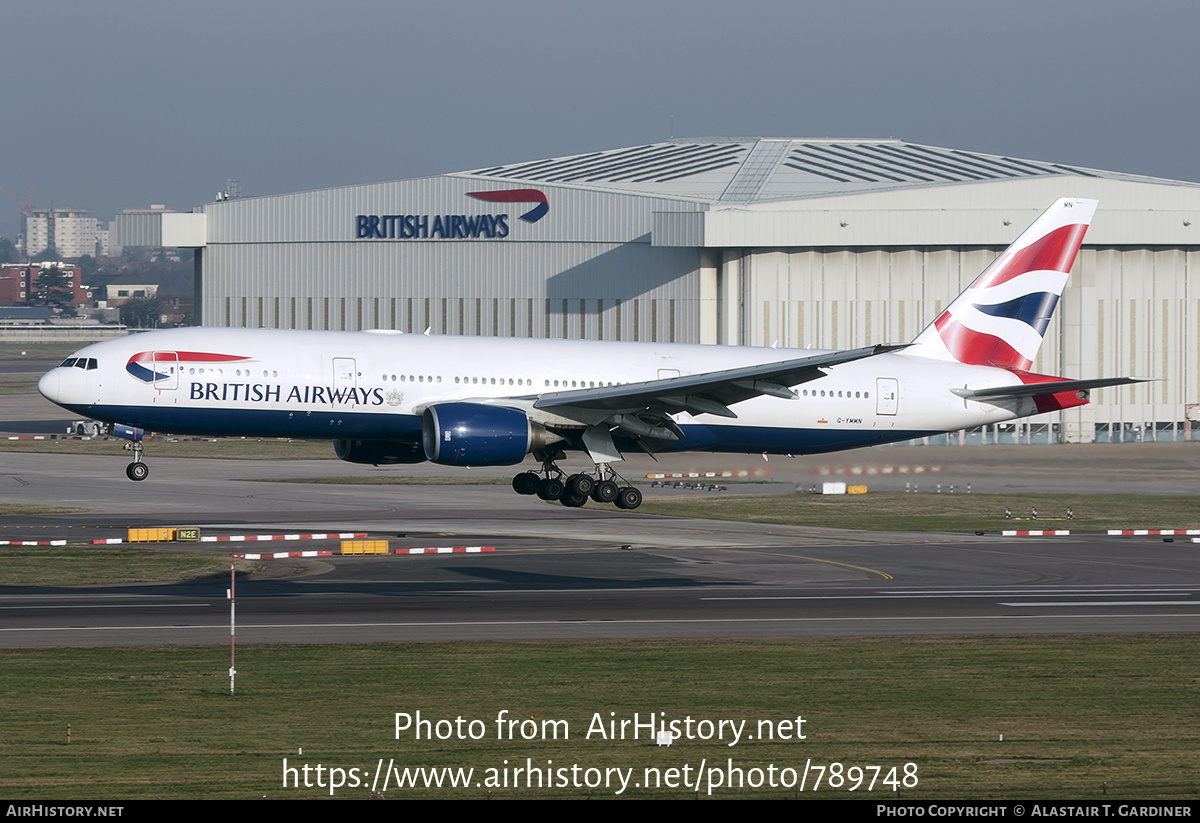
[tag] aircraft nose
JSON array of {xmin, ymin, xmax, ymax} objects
[{"xmin": 37, "ymin": 369, "xmax": 62, "ymax": 404}]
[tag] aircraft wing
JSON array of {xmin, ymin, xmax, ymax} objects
[
  {"xmin": 951, "ymin": 376, "xmax": 1151, "ymax": 402},
  {"xmin": 534, "ymin": 343, "xmax": 904, "ymax": 421}
]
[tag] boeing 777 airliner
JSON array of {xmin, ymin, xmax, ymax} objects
[{"xmin": 38, "ymin": 198, "xmax": 1142, "ymax": 509}]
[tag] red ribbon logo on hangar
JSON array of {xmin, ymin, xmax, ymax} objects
[{"xmin": 466, "ymin": 189, "xmax": 549, "ymax": 223}]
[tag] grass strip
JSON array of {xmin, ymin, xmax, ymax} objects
[
  {"xmin": 0, "ymin": 438, "xmax": 334, "ymax": 460},
  {"xmin": 1, "ymin": 636, "xmax": 1197, "ymax": 800},
  {"xmin": 0, "ymin": 545, "xmax": 237, "ymax": 587},
  {"xmin": 0, "ymin": 343, "xmax": 87, "ymax": 360},
  {"xmin": 0, "ymin": 504, "xmax": 87, "ymax": 516},
  {"xmin": 635, "ymin": 492, "xmax": 1200, "ymax": 533}
]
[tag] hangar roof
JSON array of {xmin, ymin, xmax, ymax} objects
[{"xmin": 458, "ymin": 138, "xmax": 1188, "ymax": 204}]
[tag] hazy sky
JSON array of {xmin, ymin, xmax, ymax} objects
[{"xmin": 3, "ymin": 0, "xmax": 1198, "ymax": 232}]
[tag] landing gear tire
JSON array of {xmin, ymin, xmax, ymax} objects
[
  {"xmin": 591, "ymin": 480, "xmax": 620, "ymax": 503},
  {"xmin": 560, "ymin": 493, "xmax": 588, "ymax": 508},
  {"xmin": 613, "ymin": 486, "xmax": 642, "ymax": 510},
  {"xmin": 536, "ymin": 477, "xmax": 565, "ymax": 501},
  {"xmin": 126, "ymin": 462, "xmax": 149, "ymax": 482},
  {"xmin": 566, "ymin": 473, "xmax": 595, "ymax": 497},
  {"xmin": 512, "ymin": 471, "xmax": 540, "ymax": 495}
]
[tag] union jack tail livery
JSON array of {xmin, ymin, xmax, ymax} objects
[{"xmin": 909, "ymin": 197, "xmax": 1097, "ymax": 370}]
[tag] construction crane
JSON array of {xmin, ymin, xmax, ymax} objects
[{"xmin": 0, "ymin": 180, "xmax": 36, "ymax": 242}]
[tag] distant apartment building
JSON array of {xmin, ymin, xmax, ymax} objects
[
  {"xmin": 104, "ymin": 283, "xmax": 158, "ymax": 304},
  {"xmin": 0, "ymin": 263, "xmax": 93, "ymax": 307},
  {"xmin": 23, "ymin": 209, "xmax": 110, "ymax": 258}
]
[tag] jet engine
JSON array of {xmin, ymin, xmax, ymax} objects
[
  {"xmin": 111, "ymin": 423, "xmax": 145, "ymax": 442},
  {"xmin": 421, "ymin": 402, "xmax": 561, "ymax": 466},
  {"xmin": 333, "ymin": 438, "xmax": 426, "ymax": 465}
]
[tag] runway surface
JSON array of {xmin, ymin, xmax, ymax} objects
[
  {"xmin": 4, "ymin": 360, "xmax": 1199, "ymax": 647},
  {"xmin": 2, "ymin": 450, "xmax": 1199, "ymax": 646}
]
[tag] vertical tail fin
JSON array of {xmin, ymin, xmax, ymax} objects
[{"xmin": 908, "ymin": 198, "xmax": 1097, "ymax": 371}]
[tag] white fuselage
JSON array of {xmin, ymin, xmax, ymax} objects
[{"xmin": 40, "ymin": 326, "xmax": 1036, "ymax": 458}]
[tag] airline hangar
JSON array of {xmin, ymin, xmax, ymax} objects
[{"xmin": 139, "ymin": 139, "xmax": 1200, "ymax": 444}]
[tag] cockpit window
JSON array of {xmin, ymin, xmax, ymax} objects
[
  {"xmin": 60, "ymin": 358, "xmax": 77, "ymax": 368},
  {"xmin": 75, "ymin": 359, "xmax": 88, "ymax": 369},
  {"xmin": 86, "ymin": 358, "xmax": 98, "ymax": 370}
]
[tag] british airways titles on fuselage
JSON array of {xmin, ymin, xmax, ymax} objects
[{"xmin": 187, "ymin": 380, "xmax": 385, "ymax": 407}]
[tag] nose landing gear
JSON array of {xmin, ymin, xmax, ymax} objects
[{"xmin": 121, "ymin": 436, "xmax": 149, "ymax": 481}]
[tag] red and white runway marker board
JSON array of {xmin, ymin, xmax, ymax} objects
[
  {"xmin": 231, "ymin": 550, "xmax": 335, "ymax": 560},
  {"xmin": 393, "ymin": 546, "xmax": 496, "ymax": 555}
]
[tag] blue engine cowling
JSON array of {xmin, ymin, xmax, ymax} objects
[
  {"xmin": 111, "ymin": 423, "xmax": 145, "ymax": 442},
  {"xmin": 421, "ymin": 403, "xmax": 539, "ymax": 466},
  {"xmin": 334, "ymin": 438, "xmax": 426, "ymax": 465}
]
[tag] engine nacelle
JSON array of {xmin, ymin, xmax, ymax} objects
[
  {"xmin": 111, "ymin": 423, "xmax": 144, "ymax": 442},
  {"xmin": 421, "ymin": 402, "xmax": 558, "ymax": 466},
  {"xmin": 334, "ymin": 438, "xmax": 426, "ymax": 465}
]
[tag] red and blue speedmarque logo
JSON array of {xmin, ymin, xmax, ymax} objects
[
  {"xmin": 465, "ymin": 188, "xmax": 549, "ymax": 223},
  {"xmin": 126, "ymin": 351, "xmax": 251, "ymax": 383},
  {"xmin": 355, "ymin": 188, "xmax": 549, "ymax": 239}
]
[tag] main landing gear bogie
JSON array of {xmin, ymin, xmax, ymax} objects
[
  {"xmin": 536, "ymin": 476, "xmax": 565, "ymax": 501},
  {"xmin": 592, "ymin": 479, "xmax": 619, "ymax": 503},
  {"xmin": 511, "ymin": 471, "xmax": 541, "ymax": 496},
  {"xmin": 613, "ymin": 486, "xmax": 643, "ymax": 510},
  {"xmin": 511, "ymin": 466, "xmax": 642, "ymax": 509}
]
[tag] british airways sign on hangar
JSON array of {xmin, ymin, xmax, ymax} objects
[{"xmin": 355, "ymin": 188, "xmax": 549, "ymax": 240}]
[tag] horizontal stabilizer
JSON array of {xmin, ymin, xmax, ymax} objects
[{"xmin": 952, "ymin": 376, "xmax": 1151, "ymax": 401}]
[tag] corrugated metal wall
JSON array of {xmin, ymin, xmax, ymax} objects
[
  {"xmin": 199, "ymin": 176, "xmax": 706, "ymax": 343},
  {"xmin": 202, "ymin": 240, "xmax": 702, "ymax": 343},
  {"xmin": 742, "ymin": 246, "xmax": 1198, "ymax": 441},
  {"xmin": 202, "ymin": 177, "xmax": 706, "ymax": 244}
]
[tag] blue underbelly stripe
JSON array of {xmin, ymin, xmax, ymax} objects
[{"xmin": 72, "ymin": 404, "xmax": 931, "ymax": 455}]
